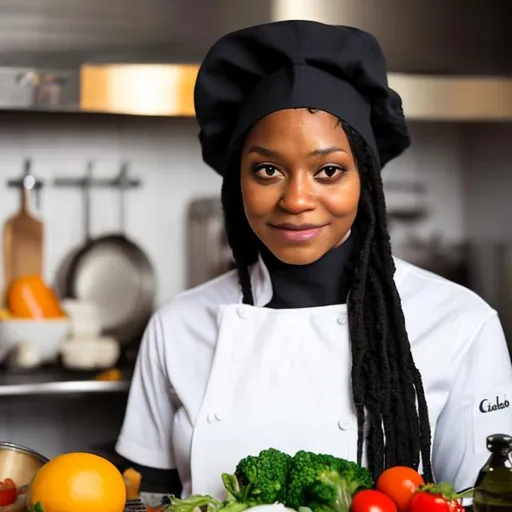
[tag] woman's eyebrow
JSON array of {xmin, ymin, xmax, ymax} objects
[
  {"xmin": 247, "ymin": 145, "xmax": 279, "ymax": 158},
  {"xmin": 308, "ymin": 146, "xmax": 348, "ymax": 157},
  {"xmin": 247, "ymin": 145, "xmax": 348, "ymax": 157}
]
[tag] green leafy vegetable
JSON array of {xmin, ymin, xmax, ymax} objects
[
  {"xmin": 166, "ymin": 494, "xmax": 225, "ymax": 512},
  {"xmin": 164, "ymin": 448, "xmax": 372, "ymax": 512},
  {"xmin": 284, "ymin": 450, "xmax": 373, "ymax": 512}
]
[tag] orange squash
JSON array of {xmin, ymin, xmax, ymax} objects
[
  {"xmin": 7, "ymin": 275, "xmax": 65, "ymax": 319},
  {"xmin": 123, "ymin": 467, "xmax": 142, "ymax": 500},
  {"xmin": 27, "ymin": 452, "xmax": 126, "ymax": 512}
]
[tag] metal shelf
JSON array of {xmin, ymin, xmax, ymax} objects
[
  {"xmin": 0, "ymin": 380, "xmax": 130, "ymax": 396},
  {"xmin": 0, "ymin": 367, "xmax": 132, "ymax": 396},
  {"xmin": 388, "ymin": 74, "xmax": 512, "ymax": 121},
  {"xmin": 80, "ymin": 64, "xmax": 512, "ymax": 121}
]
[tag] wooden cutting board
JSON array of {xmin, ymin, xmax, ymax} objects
[{"xmin": 2, "ymin": 188, "xmax": 44, "ymax": 293}]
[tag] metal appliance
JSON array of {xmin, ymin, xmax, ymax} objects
[
  {"xmin": 186, "ymin": 198, "xmax": 233, "ymax": 289},
  {"xmin": 467, "ymin": 242, "xmax": 512, "ymax": 356}
]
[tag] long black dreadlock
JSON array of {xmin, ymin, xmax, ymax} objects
[{"xmin": 220, "ymin": 114, "xmax": 433, "ymax": 482}]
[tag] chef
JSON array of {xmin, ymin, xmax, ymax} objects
[{"xmin": 115, "ymin": 20, "xmax": 512, "ymax": 498}]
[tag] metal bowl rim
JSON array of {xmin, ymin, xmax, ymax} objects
[{"xmin": 0, "ymin": 441, "xmax": 49, "ymax": 464}]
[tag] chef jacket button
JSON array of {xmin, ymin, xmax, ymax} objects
[
  {"xmin": 214, "ymin": 413, "xmax": 225, "ymax": 421},
  {"xmin": 337, "ymin": 313, "xmax": 347, "ymax": 325},
  {"xmin": 207, "ymin": 413, "xmax": 217, "ymax": 424},
  {"xmin": 237, "ymin": 307, "xmax": 249, "ymax": 319},
  {"xmin": 338, "ymin": 418, "xmax": 351, "ymax": 430}
]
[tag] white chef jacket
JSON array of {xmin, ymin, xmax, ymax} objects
[{"xmin": 116, "ymin": 256, "xmax": 512, "ymax": 498}]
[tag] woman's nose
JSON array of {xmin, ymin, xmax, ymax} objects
[{"xmin": 279, "ymin": 174, "xmax": 316, "ymax": 213}]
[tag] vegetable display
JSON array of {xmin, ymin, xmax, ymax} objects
[
  {"xmin": 161, "ymin": 448, "xmax": 470, "ymax": 512},
  {"xmin": 166, "ymin": 449, "xmax": 373, "ymax": 512}
]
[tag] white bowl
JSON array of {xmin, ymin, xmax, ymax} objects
[
  {"xmin": 60, "ymin": 336, "xmax": 120, "ymax": 370},
  {"xmin": 0, "ymin": 318, "xmax": 71, "ymax": 363}
]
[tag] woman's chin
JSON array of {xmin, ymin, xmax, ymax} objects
[{"xmin": 268, "ymin": 246, "xmax": 326, "ymax": 266}]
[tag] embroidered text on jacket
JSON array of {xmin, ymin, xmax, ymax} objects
[{"xmin": 479, "ymin": 396, "xmax": 510, "ymax": 413}]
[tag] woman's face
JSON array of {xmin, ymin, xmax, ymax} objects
[{"xmin": 240, "ymin": 108, "xmax": 361, "ymax": 265}]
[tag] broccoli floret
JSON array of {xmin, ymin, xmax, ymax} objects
[
  {"xmin": 222, "ymin": 448, "xmax": 292, "ymax": 505},
  {"xmin": 284, "ymin": 451, "xmax": 346, "ymax": 509},
  {"xmin": 284, "ymin": 451, "xmax": 373, "ymax": 512},
  {"xmin": 309, "ymin": 463, "xmax": 374, "ymax": 512}
]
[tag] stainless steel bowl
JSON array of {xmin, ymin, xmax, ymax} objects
[{"xmin": 0, "ymin": 442, "xmax": 48, "ymax": 487}]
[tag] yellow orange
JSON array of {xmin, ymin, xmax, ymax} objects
[{"xmin": 27, "ymin": 452, "xmax": 126, "ymax": 512}]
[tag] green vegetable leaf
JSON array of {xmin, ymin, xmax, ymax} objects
[
  {"xmin": 222, "ymin": 473, "xmax": 245, "ymax": 502},
  {"xmin": 220, "ymin": 502, "xmax": 249, "ymax": 512},
  {"xmin": 419, "ymin": 482, "xmax": 474, "ymax": 501},
  {"xmin": 166, "ymin": 493, "xmax": 223, "ymax": 512},
  {"xmin": 34, "ymin": 503, "xmax": 45, "ymax": 512}
]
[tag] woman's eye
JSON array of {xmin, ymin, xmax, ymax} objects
[
  {"xmin": 254, "ymin": 165, "xmax": 281, "ymax": 178},
  {"xmin": 316, "ymin": 166, "xmax": 344, "ymax": 179}
]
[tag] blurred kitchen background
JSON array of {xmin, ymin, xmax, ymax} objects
[{"xmin": 0, "ymin": 0, "xmax": 510, "ymax": 471}]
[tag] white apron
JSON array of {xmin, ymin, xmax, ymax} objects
[{"xmin": 189, "ymin": 302, "xmax": 358, "ymax": 497}]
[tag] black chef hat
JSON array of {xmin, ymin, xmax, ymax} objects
[{"xmin": 194, "ymin": 20, "xmax": 410, "ymax": 176}]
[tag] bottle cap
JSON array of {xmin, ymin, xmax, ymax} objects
[{"xmin": 487, "ymin": 433, "xmax": 512, "ymax": 452}]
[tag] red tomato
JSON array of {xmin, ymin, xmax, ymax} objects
[
  {"xmin": 0, "ymin": 478, "xmax": 17, "ymax": 506},
  {"xmin": 410, "ymin": 491, "xmax": 464, "ymax": 512},
  {"xmin": 376, "ymin": 466, "xmax": 424, "ymax": 511},
  {"xmin": 351, "ymin": 489, "xmax": 398, "ymax": 512}
]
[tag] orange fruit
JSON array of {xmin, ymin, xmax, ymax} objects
[
  {"xmin": 27, "ymin": 452, "xmax": 126, "ymax": 512},
  {"xmin": 8, "ymin": 275, "xmax": 65, "ymax": 319}
]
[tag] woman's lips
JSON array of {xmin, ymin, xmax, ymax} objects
[{"xmin": 269, "ymin": 223, "xmax": 326, "ymax": 242}]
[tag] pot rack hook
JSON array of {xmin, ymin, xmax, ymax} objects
[{"xmin": 6, "ymin": 158, "xmax": 45, "ymax": 210}]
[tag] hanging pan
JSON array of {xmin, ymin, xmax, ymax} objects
[{"xmin": 63, "ymin": 164, "xmax": 156, "ymax": 346}]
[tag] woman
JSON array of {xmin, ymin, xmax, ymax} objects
[{"xmin": 116, "ymin": 20, "xmax": 512, "ymax": 498}]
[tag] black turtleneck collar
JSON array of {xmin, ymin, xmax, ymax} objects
[{"xmin": 261, "ymin": 233, "xmax": 355, "ymax": 309}]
